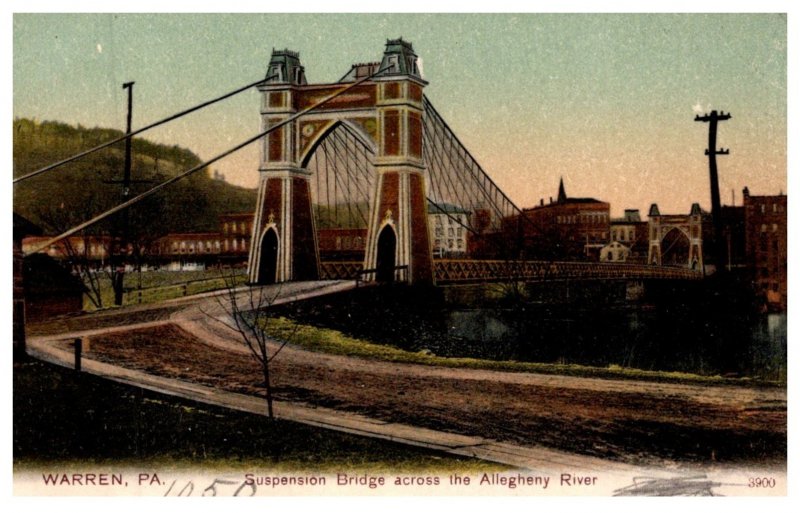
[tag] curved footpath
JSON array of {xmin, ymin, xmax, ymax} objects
[{"xmin": 25, "ymin": 281, "xmax": 787, "ymax": 495}]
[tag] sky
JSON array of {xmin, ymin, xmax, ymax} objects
[{"xmin": 12, "ymin": 12, "xmax": 787, "ymax": 217}]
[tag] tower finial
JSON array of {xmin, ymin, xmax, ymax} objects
[{"xmin": 557, "ymin": 177, "xmax": 567, "ymax": 203}]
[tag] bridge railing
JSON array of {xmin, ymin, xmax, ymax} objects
[
  {"xmin": 319, "ymin": 261, "xmax": 364, "ymax": 280},
  {"xmin": 319, "ymin": 259, "xmax": 702, "ymax": 284},
  {"xmin": 433, "ymin": 260, "xmax": 703, "ymax": 284},
  {"xmin": 319, "ymin": 261, "xmax": 413, "ymax": 283}
]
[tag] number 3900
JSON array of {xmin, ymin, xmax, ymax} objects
[{"xmin": 748, "ymin": 477, "xmax": 776, "ymax": 488}]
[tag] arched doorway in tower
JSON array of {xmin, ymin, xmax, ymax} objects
[
  {"xmin": 660, "ymin": 228, "xmax": 690, "ymax": 267},
  {"xmin": 259, "ymin": 228, "xmax": 279, "ymax": 284},
  {"xmin": 375, "ymin": 225, "xmax": 396, "ymax": 283}
]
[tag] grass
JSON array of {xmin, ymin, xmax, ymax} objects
[
  {"xmin": 266, "ymin": 316, "xmax": 784, "ymax": 388},
  {"xmin": 84, "ymin": 269, "xmax": 247, "ymax": 311},
  {"xmin": 13, "ymin": 359, "xmax": 505, "ymax": 473}
]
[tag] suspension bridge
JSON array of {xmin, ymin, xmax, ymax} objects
[{"xmin": 17, "ymin": 38, "xmax": 702, "ymax": 288}]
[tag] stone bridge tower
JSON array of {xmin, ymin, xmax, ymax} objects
[{"xmin": 247, "ymin": 39, "xmax": 433, "ymax": 285}]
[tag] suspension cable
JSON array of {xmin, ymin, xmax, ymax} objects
[
  {"xmin": 25, "ymin": 66, "xmax": 390, "ymax": 256},
  {"xmin": 13, "ymin": 76, "xmax": 277, "ymax": 184},
  {"xmin": 335, "ymin": 126, "xmax": 374, "ymax": 227},
  {"xmin": 327, "ymin": 128, "xmax": 371, "ymax": 227}
]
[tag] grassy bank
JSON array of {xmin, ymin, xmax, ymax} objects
[
  {"xmin": 266, "ymin": 316, "xmax": 783, "ymax": 387},
  {"xmin": 13, "ymin": 359, "xmax": 503, "ymax": 473},
  {"xmin": 84, "ymin": 269, "xmax": 246, "ymax": 311}
]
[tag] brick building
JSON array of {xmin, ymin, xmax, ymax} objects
[
  {"xmin": 23, "ymin": 254, "xmax": 86, "ymax": 322},
  {"xmin": 519, "ymin": 178, "xmax": 610, "ymax": 260},
  {"xmin": 602, "ymin": 209, "xmax": 648, "ymax": 263},
  {"xmin": 428, "ymin": 203, "xmax": 470, "ymax": 258},
  {"xmin": 219, "ymin": 212, "xmax": 254, "ymax": 254},
  {"xmin": 22, "ymin": 235, "xmax": 113, "ymax": 263},
  {"xmin": 743, "ymin": 187, "xmax": 787, "ymax": 311},
  {"xmin": 13, "ymin": 214, "xmax": 41, "ymax": 359},
  {"xmin": 317, "ymin": 228, "xmax": 367, "ymax": 260}
]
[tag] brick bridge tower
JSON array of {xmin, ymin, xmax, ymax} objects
[{"xmin": 248, "ymin": 39, "xmax": 433, "ymax": 285}]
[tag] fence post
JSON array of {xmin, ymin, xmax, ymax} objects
[{"xmin": 74, "ymin": 338, "xmax": 82, "ymax": 372}]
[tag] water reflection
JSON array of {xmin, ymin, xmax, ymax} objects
[
  {"xmin": 441, "ymin": 308, "xmax": 786, "ymax": 381},
  {"xmin": 274, "ymin": 286, "xmax": 786, "ymax": 382}
]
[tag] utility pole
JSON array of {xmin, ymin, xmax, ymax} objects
[
  {"xmin": 694, "ymin": 109, "xmax": 731, "ymax": 274},
  {"xmin": 113, "ymin": 81, "xmax": 135, "ymax": 306}
]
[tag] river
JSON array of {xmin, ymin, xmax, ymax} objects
[{"xmin": 272, "ymin": 283, "xmax": 787, "ymax": 382}]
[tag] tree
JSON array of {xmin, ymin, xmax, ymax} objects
[{"xmin": 207, "ymin": 274, "xmax": 295, "ymax": 419}]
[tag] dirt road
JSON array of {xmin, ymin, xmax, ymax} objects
[{"xmin": 29, "ymin": 282, "xmax": 786, "ymax": 469}]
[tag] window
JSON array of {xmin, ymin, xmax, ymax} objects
[
  {"xmin": 772, "ymin": 223, "xmax": 778, "ymax": 232},
  {"xmin": 448, "ymin": 228, "xmax": 454, "ymax": 237}
]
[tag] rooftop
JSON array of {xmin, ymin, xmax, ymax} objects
[{"xmin": 428, "ymin": 202, "xmax": 470, "ymax": 215}]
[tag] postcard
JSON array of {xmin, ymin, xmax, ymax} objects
[{"xmin": 10, "ymin": 10, "xmax": 788, "ymax": 499}]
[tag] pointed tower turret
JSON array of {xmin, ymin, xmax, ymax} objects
[
  {"xmin": 265, "ymin": 49, "xmax": 307, "ymax": 85},
  {"xmin": 379, "ymin": 38, "xmax": 422, "ymax": 78},
  {"xmin": 557, "ymin": 177, "xmax": 567, "ymax": 203}
]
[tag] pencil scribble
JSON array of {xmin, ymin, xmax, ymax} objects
[{"xmin": 613, "ymin": 474, "xmax": 735, "ymax": 496}]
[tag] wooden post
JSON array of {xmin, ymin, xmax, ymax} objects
[
  {"xmin": 695, "ymin": 110, "xmax": 731, "ymax": 272},
  {"xmin": 74, "ymin": 338, "xmax": 82, "ymax": 372}
]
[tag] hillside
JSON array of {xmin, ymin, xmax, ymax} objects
[{"xmin": 12, "ymin": 118, "xmax": 257, "ymax": 236}]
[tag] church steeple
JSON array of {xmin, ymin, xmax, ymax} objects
[{"xmin": 557, "ymin": 177, "xmax": 567, "ymax": 203}]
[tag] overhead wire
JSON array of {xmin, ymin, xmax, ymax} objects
[
  {"xmin": 25, "ymin": 65, "xmax": 390, "ymax": 256},
  {"xmin": 13, "ymin": 76, "xmax": 277, "ymax": 184}
]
